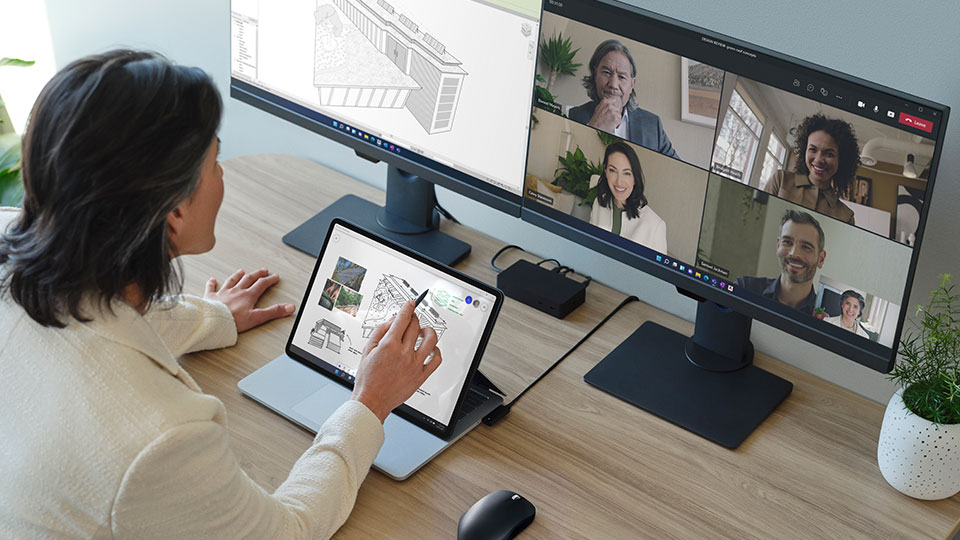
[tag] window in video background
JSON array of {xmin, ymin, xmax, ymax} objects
[{"xmin": 710, "ymin": 74, "xmax": 934, "ymax": 247}]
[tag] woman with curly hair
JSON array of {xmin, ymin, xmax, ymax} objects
[
  {"xmin": 763, "ymin": 113, "xmax": 860, "ymax": 225},
  {"xmin": 589, "ymin": 141, "xmax": 667, "ymax": 253}
]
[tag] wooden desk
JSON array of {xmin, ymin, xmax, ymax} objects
[{"xmin": 179, "ymin": 154, "xmax": 959, "ymax": 539}]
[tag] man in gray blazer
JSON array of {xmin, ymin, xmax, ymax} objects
[{"xmin": 568, "ymin": 39, "xmax": 679, "ymax": 160}]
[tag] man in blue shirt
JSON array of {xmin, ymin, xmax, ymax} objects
[{"xmin": 735, "ymin": 209, "xmax": 827, "ymax": 316}]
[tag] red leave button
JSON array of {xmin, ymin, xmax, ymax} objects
[{"xmin": 898, "ymin": 112, "xmax": 934, "ymax": 133}]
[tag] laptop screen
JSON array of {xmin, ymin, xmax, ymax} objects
[{"xmin": 287, "ymin": 222, "xmax": 499, "ymax": 431}]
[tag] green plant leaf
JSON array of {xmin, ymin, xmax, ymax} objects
[
  {"xmin": 0, "ymin": 58, "xmax": 35, "ymax": 68},
  {"xmin": 596, "ymin": 130, "xmax": 617, "ymax": 147},
  {"xmin": 552, "ymin": 146, "xmax": 599, "ymax": 199},
  {"xmin": 534, "ymin": 85, "xmax": 555, "ymax": 104},
  {"xmin": 0, "ymin": 133, "xmax": 22, "ymax": 171},
  {"xmin": 0, "ymin": 133, "xmax": 23, "ymax": 206},
  {"xmin": 579, "ymin": 184, "xmax": 598, "ymax": 206},
  {"xmin": 892, "ymin": 274, "xmax": 960, "ymax": 424},
  {"xmin": 0, "ymin": 165, "xmax": 24, "ymax": 206},
  {"xmin": 539, "ymin": 33, "xmax": 581, "ymax": 76}
]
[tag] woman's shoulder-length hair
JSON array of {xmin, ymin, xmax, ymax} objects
[
  {"xmin": 596, "ymin": 140, "xmax": 648, "ymax": 219},
  {"xmin": 0, "ymin": 50, "xmax": 222, "ymax": 327}
]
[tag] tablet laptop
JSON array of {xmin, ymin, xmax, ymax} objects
[{"xmin": 240, "ymin": 219, "xmax": 504, "ymax": 477}]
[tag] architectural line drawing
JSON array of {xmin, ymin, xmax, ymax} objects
[
  {"xmin": 314, "ymin": 0, "xmax": 467, "ymax": 134},
  {"xmin": 309, "ymin": 318, "xmax": 347, "ymax": 354},
  {"xmin": 362, "ymin": 274, "xmax": 447, "ymax": 340}
]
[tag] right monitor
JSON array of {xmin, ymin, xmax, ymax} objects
[{"xmin": 523, "ymin": 0, "xmax": 949, "ymax": 373}]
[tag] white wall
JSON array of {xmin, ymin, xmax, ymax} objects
[{"xmin": 35, "ymin": 0, "xmax": 960, "ymax": 403}]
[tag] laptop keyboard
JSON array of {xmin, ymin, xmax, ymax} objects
[{"xmin": 456, "ymin": 388, "xmax": 491, "ymax": 420}]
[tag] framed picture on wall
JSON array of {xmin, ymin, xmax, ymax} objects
[
  {"xmin": 840, "ymin": 175, "xmax": 872, "ymax": 207},
  {"xmin": 680, "ymin": 58, "xmax": 723, "ymax": 127}
]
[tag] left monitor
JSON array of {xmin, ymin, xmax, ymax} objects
[{"xmin": 229, "ymin": 0, "xmax": 542, "ymax": 264}]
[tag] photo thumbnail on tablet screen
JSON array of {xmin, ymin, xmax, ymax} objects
[{"xmin": 290, "ymin": 224, "xmax": 498, "ymax": 428}]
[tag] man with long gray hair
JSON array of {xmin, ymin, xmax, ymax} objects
[{"xmin": 568, "ymin": 38, "xmax": 679, "ymax": 159}]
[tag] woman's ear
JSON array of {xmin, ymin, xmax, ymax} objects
[{"xmin": 167, "ymin": 205, "xmax": 185, "ymax": 250}]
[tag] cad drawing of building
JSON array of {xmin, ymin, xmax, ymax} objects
[
  {"xmin": 314, "ymin": 0, "xmax": 466, "ymax": 134},
  {"xmin": 308, "ymin": 318, "xmax": 347, "ymax": 354},
  {"xmin": 362, "ymin": 274, "xmax": 447, "ymax": 340}
]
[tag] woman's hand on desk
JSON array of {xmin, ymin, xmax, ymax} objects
[
  {"xmin": 204, "ymin": 268, "xmax": 296, "ymax": 333},
  {"xmin": 351, "ymin": 300, "xmax": 443, "ymax": 423}
]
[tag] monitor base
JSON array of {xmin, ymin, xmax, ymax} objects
[
  {"xmin": 282, "ymin": 194, "xmax": 471, "ymax": 265},
  {"xmin": 583, "ymin": 319, "xmax": 792, "ymax": 449}
]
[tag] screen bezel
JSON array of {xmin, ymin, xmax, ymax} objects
[
  {"xmin": 229, "ymin": 80, "xmax": 523, "ymax": 216},
  {"xmin": 284, "ymin": 218, "xmax": 504, "ymax": 440},
  {"xmin": 521, "ymin": 0, "xmax": 951, "ymax": 373}
]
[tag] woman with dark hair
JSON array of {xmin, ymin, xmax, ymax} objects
[
  {"xmin": 0, "ymin": 50, "xmax": 441, "ymax": 538},
  {"xmin": 824, "ymin": 289, "xmax": 870, "ymax": 338},
  {"xmin": 589, "ymin": 141, "xmax": 667, "ymax": 253},
  {"xmin": 763, "ymin": 113, "xmax": 860, "ymax": 225}
]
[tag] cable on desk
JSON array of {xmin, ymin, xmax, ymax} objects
[
  {"xmin": 435, "ymin": 202, "xmax": 460, "ymax": 224},
  {"xmin": 490, "ymin": 244, "xmax": 526, "ymax": 273},
  {"xmin": 490, "ymin": 245, "xmax": 592, "ymax": 288},
  {"xmin": 482, "ymin": 294, "xmax": 639, "ymax": 426},
  {"xmin": 536, "ymin": 258, "xmax": 561, "ymax": 269}
]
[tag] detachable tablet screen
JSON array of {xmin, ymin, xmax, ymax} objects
[{"xmin": 286, "ymin": 220, "xmax": 502, "ymax": 438}]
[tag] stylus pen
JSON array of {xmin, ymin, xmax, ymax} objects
[{"xmin": 414, "ymin": 289, "xmax": 429, "ymax": 308}]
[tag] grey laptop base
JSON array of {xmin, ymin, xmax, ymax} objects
[{"xmin": 239, "ymin": 354, "xmax": 502, "ymax": 480}]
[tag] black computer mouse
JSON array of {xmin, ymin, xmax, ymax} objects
[{"xmin": 457, "ymin": 490, "xmax": 536, "ymax": 540}]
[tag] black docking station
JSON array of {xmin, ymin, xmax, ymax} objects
[{"xmin": 496, "ymin": 260, "xmax": 587, "ymax": 319}]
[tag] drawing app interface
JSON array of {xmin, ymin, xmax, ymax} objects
[
  {"xmin": 230, "ymin": 0, "xmax": 542, "ymax": 196},
  {"xmin": 290, "ymin": 224, "xmax": 498, "ymax": 429}
]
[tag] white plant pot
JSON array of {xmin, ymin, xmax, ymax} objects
[{"xmin": 877, "ymin": 388, "xmax": 960, "ymax": 499}]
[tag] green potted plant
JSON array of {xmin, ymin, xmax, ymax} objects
[
  {"xmin": 553, "ymin": 146, "xmax": 600, "ymax": 221},
  {"xmin": 534, "ymin": 33, "xmax": 580, "ymax": 121},
  {"xmin": 553, "ymin": 146, "xmax": 600, "ymax": 199},
  {"xmin": 532, "ymin": 74, "xmax": 560, "ymax": 123},
  {"xmin": 0, "ymin": 56, "xmax": 34, "ymax": 207},
  {"xmin": 813, "ymin": 306, "xmax": 827, "ymax": 320},
  {"xmin": 539, "ymin": 32, "xmax": 580, "ymax": 94},
  {"xmin": 878, "ymin": 273, "xmax": 960, "ymax": 499}
]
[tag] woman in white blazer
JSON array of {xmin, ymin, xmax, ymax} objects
[
  {"xmin": 823, "ymin": 289, "xmax": 871, "ymax": 339},
  {"xmin": 0, "ymin": 50, "xmax": 441, "ymax": 539},
  {"xmin": 589, "ymin": 141, "xmax": 668, "ymax": 254}
]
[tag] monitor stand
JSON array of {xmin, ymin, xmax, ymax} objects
[
  {"xmin": 282, "ymin": 164, "xmax": 471, "ymax": 265},
  {"xmin": 584, "ymin": 300, "xmax": 793, "ymax": 449}
]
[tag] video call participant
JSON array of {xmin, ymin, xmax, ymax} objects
[
  {"xmin": 763, "ymin": 114, "xmax": 859, "ymax": 225},
  {"xmin": 735, "ymin": 210, "xmax": 827, "ymax": 315},
  {"xmin": 568, "ymin": 39, "xmax": 679, "ymax": 159},
  {"xmin": 589, "ymin": 141, "xmax": 667, "ymax": 253},
  {"xmin": 824, "ymin": 289, "xmax": 870, "ymax": 338}
]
